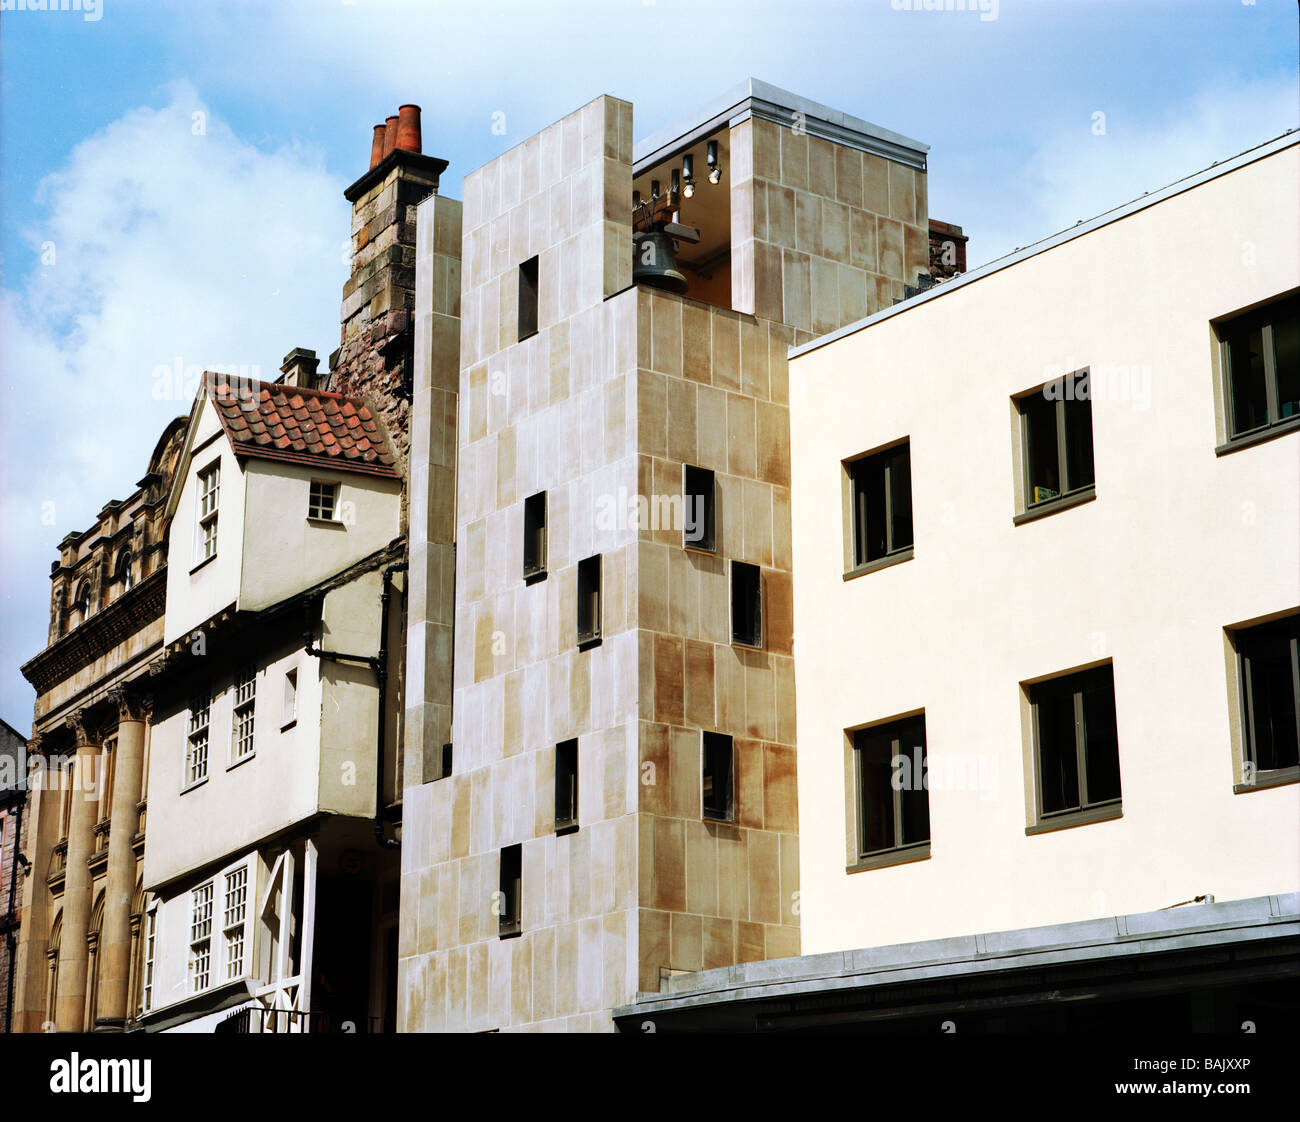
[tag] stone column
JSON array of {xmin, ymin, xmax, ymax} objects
[
  {"xmin": 96, "ymin": 688, "xmax": 148, "ymax": 1029},
  {"xmin": 54, "ymin": 711, "xmax": 100, "ymax": 1032}
]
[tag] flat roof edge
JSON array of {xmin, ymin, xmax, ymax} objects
[
  {"xmin": 613, "ymin": 892, "xmax": 1300, "ymax": 1019},
  {"xmin": 789, "ymin": 129, "xmax": 1300, "ymax": 361},
  {"xmin": 634, "ymin": 77, "xmax": 929, "ymax": 174}
]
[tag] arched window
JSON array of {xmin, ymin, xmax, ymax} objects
[
  {"xmin": 116, "ymin": 550, "xmax": 134, "ymax": 593},
  {"xmin": 46, "ymin": 912, "xmax": 62, "ymax": 1028},
  {"xmin": 69, "ymin": 581, "xmax": 91, "ymax": 628}
]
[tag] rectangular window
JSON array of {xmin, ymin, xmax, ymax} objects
[
  {"xmin": 308, "ymin": 480, "xmax": 339, "ymax": 521},
  {"xmin": 189, "ymin": 881, "xmax": 214, "ymax": 993},
  {"xmin": 141, "ymin": 906, "xmax": 156, "ymax": 1013},
  {"xmin": 701, "ymin": 733, "xmax": 734, "ymax": 822},
  {"xmin": 1236, "ymin": 616, "xmax": 1299, "ymax": 785},
  {"xmin": 523, "ymin": 491, "xmax": 547, "ymax": 581},
  {"xmin": 853, "ymin": 715, "xmax": 930, "ymax": 861},
  {"xmin": 498, "ymin": 844, "xmax": 522, "ymax": 938},
  {"xmin": 186, "ymin": 691, "xmax": 211, "ymax": 788},
  {"xmin": 848, "ymin": 441, "xmax": 913, "ymax": 569},
  {"xmin": 577, "ymin": 554, "xmax": 602, "ymax": 648},
  {"xmin": 730, "ymin": 561, "xmax": 762, "ymax": 648},
  {"xmin": 554, "ymin": 739, "xmax": 579, "ymax": 833},
  {"xmin": 1031, "ymin": 664, "xmax": 1122, "ymax": 825},
  {"xmin": 282, "ymin": 668, "xmax": 298, "ymax": 728},
  {"xmin": 223, "ymin": 865, "xmax": 248, "ymax": 980},
  {"xmin": 440, "ymin": 742, "xmax": 453, "ymax": 779},
  {"xmin": 683, "ymin": 466, "xmax": 716, "ymax": 552},
  {"xmin": 231, "ymin": 667, "xmax": 256, "ymax": 764},
  {"xmin": 197, "ymin": 462, "xmax": 220, "ymax": 561},
  {"xmin": 518, "ymin": 256, "xmax": 539, "ymax": 341},
  {"xmin": 1019, "ymin": 375, "xmax": 1094, "ymax": 510},
  {"xmin": 1220, "ymin": 292, "xmax": 1300, "ymax": 440}
]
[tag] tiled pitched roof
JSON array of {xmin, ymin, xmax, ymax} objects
[{"xmin": 206, "ymin": 375, "xmax": 399, "ymax": 479}]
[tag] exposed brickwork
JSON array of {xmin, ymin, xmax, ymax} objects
[
  {"xmin": 330, "ymin": 154, "xmax": 446, "ymax": 482},
  {"xmin": 928, "ymin": 218, "xmax": 969, "ymax": 278}
]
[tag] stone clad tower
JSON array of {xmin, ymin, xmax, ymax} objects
[{"xmin": 399, "ymin": 81, "xmax": 933, "ymax": 1031}]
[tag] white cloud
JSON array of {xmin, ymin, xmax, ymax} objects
[
  {"xmin": 962, "ymin": 74, "xmax": 1299, "ymax": 267},
  {"xmin": 0, "ymin": 81, "xmax": 349, "ymax": 726}
]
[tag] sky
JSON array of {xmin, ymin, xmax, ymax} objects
[{"xmin": 1, "ymin": 0, "xmax": 1297, "ymax": 732}]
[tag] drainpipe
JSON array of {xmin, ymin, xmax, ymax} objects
[{"xmin": 301, "ymin": 559, "xmax": 406, "ymax": 850}]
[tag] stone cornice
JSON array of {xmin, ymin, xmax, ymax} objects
[{"xmin": 20, "ymin": 568, "xmax": 166, "ymax": 696}]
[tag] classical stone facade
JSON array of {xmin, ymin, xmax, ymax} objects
[{"xmin": 12, "ymin": 420, "xmax": 185, "ymax": 1032}]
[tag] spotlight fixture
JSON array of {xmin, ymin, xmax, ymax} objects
[
  {"xmin": 707, "ymin": 140, "xmax": 722, "ymax": 184},
  {"xmin": 682, "ymin": 154, "xmax": 695, "ymax": 198}
]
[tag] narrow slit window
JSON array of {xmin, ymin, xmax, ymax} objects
[
  {"xmin": 701, "ymin": 733, "xmax": 734, "ymax": 822},
  {"xmin": 577, "ymin": 554, "xmax": 602, "ymax": 648},
  {"xmin": 196, "ymin": 461, "xmax": 220, "ymax": 561},
  {"xmin": 848, "ymin": 441, "xmax": 913, "ymax": 568},
  {"xmin": 518, "ymin": 256, "xmax": 539, "ymax": 341},
  {"xmin": 730, "ymin": 561, "xmax": 762, "ymax": 648},
  {"xmin": 440, "ymin": 742, "xmax": 454, "ymax": 779},
  {"xmin": 554, "ymin": 739, "xmax": 579, "ymax": 833},
  {"xmin": 683, "ymin": 466, "xmax": 716, "ymax": 552},
  {"xmin": 523, "ymin": 491, "xmax": 547, "ymax": 580},
  {"xmin": 498, "ymin": 844, "xmax": 522, "ymax": 938},
  {"xmin": 282, "ymin": 668, "xmax": 298, "ymax": 728},
  {"xmin": 186, "ymin": 690, "xmax": 211, "ymax": 788}
]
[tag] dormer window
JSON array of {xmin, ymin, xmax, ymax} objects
[
  {"xmin": 196, "ymin": 461, "xmax": 220, "ymax": 562},
  {"xmin": 308, "ymin": 480, "xmax": 339, "ymax": 522}
]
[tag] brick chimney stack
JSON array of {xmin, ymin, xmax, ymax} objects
[{"xmin": 328, "ymin": 105, "xmax": 448, "ymax": 472}]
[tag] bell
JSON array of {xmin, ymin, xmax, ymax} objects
[{"xmin": 633, "ymin": 231, "xmax": 688, "ymax": 295}]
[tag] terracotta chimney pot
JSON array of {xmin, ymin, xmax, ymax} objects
[
  {"xmin": 383, "ymin": 115, "xmax": 399, "ymax": 158},
  {"xmin": 369, "ymin": 124, "xmax": 386, "ymax": 169},
  {"xmin": 396, "ymin": 104, "xmax": 422, "ymax": 154}
]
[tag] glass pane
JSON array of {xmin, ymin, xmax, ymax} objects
[
  {"xmin": 1064, "ymin": 398, "xmax": 1095, "ymax": 491},
  {"xmin": 1080, "ymin": 670, "xmax": 1121, "ymax": 804},
  {"xmin": 1227, "ymin": 323, "xmax": 1269, "ymax": 436},
  {"xmin": 857, "ymin": 729, "xmax": 896, "ymax": 854},
  {"xmin": 889, "ymin": 450, "xmax": 913, "ymax": 552},
  {"xmin": 859, "ymin": 460, "xmax": 888, "ymax": 563},
  {"xmin": 1272, "ymin": 314, "xmax": 1299, "ymax": 421},
  {"xmin": 1244, "ymin": 629, "xmax": 1300, "ymax": 772},
  {"xmin": 896, "ymin": 718, "xmax": 930, "ymax": 845},
  {"xmin": 1024, "ymin": 394, "xmax": 1060, "ymax": 504},
  {"xmin": 1036, "ymin": 685, "xmax": 1079, "ymax": 813}
]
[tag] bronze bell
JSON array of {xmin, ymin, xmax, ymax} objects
[{"xmin": 633, "ymin": 231, "xmax": 689, "ymax": 295}]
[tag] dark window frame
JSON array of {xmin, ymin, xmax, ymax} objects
[
  {"xmin": 730, "ymin": 561, "xmax": 762, "ymax": 648},
  {"xmin": 846, "ymin": 439, "xmax": 914, "ymax": 574},
  {"xmin": 1217, "ymin": 292, "xmax": 1300, "ymax": 446},
  {"xmin": 523, "ymin": 491, "xmax": 547, "ymax": 582},
  {"xmin": 1028, "ymin": 663, "xmax": 1123, "ymax": 833},
  {"xmin": 517, "ymin": 256, "xmax": 539, "ymax": 342},
  {"xmin": 577, "ymin": 554, "xmax": 602, "ymax": 649},
  {"xmin": 554, "ymin": 739, "xmax": 579, "ymax": 833},
  {"xmin": 498, "ymin": 844, "xmax": 522, "ymax": 938},
  {"xmin": 850, "ymin": 714, "xmax": 931, "ymax": 868},
  {"xmin": 682, "ymin": 465, "xmax": 716, "ymax": 553},
  {"xmin": 701, "ymin": 732, "xmax": 734, "ymax": 823},
  {"xmin": 1234, "ymin": 615, "xmax": 1300, "ymax": 792},
  {"xmin": 1015, "ymin": 372, "xmax": 1096, "ymax": 521}
]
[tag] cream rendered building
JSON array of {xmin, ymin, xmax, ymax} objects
[{"xmin": 614, "ymin": 132, "xmax": 1299, "ymax": 1034}]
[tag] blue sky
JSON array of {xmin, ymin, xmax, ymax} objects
[{"xmin": 1, "ymin": 0, "xmax": 1297, "ymax": 732}]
